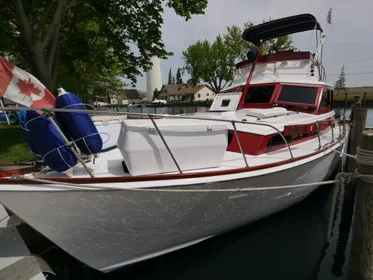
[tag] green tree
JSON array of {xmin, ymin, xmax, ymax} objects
[
  {"xmin": 168, "ymin": 68, "xmax": 173, "ymax": 84},
  {"xmin": 224, "ymin": 22, "xmax": 293, "ymax": 61},
  {"xmin": 335, "ymin": 66, "xmax": 346, "ymax": 96},
  {"xmin": 0, "ymin": 0, "xmax": 208, "ymax": 92},
  {"xmin": 182, "ymin": 20, "xmax": 293, "ymax": 93},
  {"xmin": 153, "ymin": 88, "xmax": 161, "ymax": 100},
  {"xmin": 172, "ymin": 75, "xmax": 176, "ymax": 84},
  {"xmin": 176, "ymin": 68, "xmax": 183, "ymax": 84},
  {"xmin": 183, "ymin": 35, "xmax": 236, "ymax": 92},
  {"xmin": 54, "ymin": 20, "xmax": 126, "ymax": 102}
]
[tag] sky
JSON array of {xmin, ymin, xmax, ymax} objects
[{"xmin": 132, "ymin": 0, "xmax": 373, "ymax": 91}]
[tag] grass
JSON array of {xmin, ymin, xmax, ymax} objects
[
  {"xmin": 0, "ymin": 122, "xmax": 33, "ymax": 162},
  {"xmin": 334, "ymin": 94, "xmax": 373, "ymax": 102}
]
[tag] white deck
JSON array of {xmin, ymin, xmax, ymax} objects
[
  {"xmin": 35, "ymin": 124, "xmax": 340, "ymax": 179},
  {"xmin": 0, "ymin": 204, "xmax": 47, "ymax": 280}
]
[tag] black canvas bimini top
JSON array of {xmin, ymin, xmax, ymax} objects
[{"xmin": 242, "ymin": 14, "xmax": 323, "ymax": 46}]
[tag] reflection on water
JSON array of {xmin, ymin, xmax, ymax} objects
[
  {"xmin": 40, "ymin": 165, "xmax": 357, "ymax": 280},
  {"xmin": 335, "ymin": 107, "xmax": 373, "ymax": 126}
]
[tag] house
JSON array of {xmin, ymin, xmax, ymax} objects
[
  {"xmin": 171, "ymin": 85, "xmax": 215, "ymax": 102},
  {"xmin": 158, "ymin": 84, "xmax": 185, "ymax": 102},
  {"xmin": 120, "ymin": 89, "xmax": 141, "ymax": 105},
  {"xmin": 110, "ymin": 96, "xmax": 118, "ymax": 105},
  {"xmin": 110, "ymin": 89, "xmax": 142, "ymax": 105}
]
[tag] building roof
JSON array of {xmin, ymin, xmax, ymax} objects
[
  {"xmin": 120, "ymin": 89, "xmax": 140, "ymax": 99},
  {"xmin": 161, "ymin": 84, "xmax": 185, "ymax": 95},
  {"xmin": 174, "ymin": 85, "xmax": 204, "ymax": 95}
]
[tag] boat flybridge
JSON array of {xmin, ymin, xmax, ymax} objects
[{"xmin": 0, "ymin": 13, "xmax": 348, "ymax": 273}]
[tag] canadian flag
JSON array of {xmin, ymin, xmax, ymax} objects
[{"xmin": 0, "ymin": 56, "xmax": 56, "ymax": 108}]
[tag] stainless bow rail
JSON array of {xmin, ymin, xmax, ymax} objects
[{"xmin": 0, "ymin": 106, "xmax": 345, "ymax": 176}]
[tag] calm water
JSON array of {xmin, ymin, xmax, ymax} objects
[{"xmin": 29, "ymin": 109, "xmax": 373, "ymax": 279}]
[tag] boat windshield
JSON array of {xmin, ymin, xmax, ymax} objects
[
  {"xmin": 277, "ymin": 85, "xmax": 318, "ymax": 105},
  {"xmin": 244, "ymin": 85, "xmax": 275, "ymax": 104}
]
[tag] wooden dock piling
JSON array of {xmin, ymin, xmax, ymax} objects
[
  {"xmin": 343, "ymin": 105, "xmax": 367, "ymax": 208},
  {"xmin": 347, "ymin": 105, "xmax": 367, "ymax": 173},
  {"xmin": 348, "ymin": 130, "xmax": 373, "ymax": 280}
]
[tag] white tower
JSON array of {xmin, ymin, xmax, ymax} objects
[{"xmin": 146, "ymin": 56, "xmax": 162, "ymax": 101}]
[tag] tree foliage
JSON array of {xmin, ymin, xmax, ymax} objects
[
  {"xmin": 335, "ymin": 66, "xmax": 346, "ymax": 95},
  {"xmin": 182, "ymin": 20, "xmax": 293, "ymax": 93},
  {"xmin": 168, "ymin": 68, "xmax": 173, "ymax": 84},
  {"xmin": 0, "ymin": 0, "xmax": 208, "ymax": 95},
  {"xmin": 176, "ymin": 68, "xmax": 183, "ymax": 84}
]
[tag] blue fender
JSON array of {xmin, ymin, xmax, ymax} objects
[
  {"xmin": 23, "ymin": 110, "xmax": 77, "ymax": 173},
  {"xmin": 55, "ymin": 92, "xmax": 103, "ymax": 156}
]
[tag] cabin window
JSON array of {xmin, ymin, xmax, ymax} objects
[
  {"xmin": 221, "ymin": 99, "xmax": 230, "ymax": 107},
  {"xmin": 320, "ymin": 89, "xmax": 331, "ymax": 108},
  {"xmin": 267, "ymin": 134, "xmax": 292, "ymax": 148},
  {"xmin": 277, "ymin": 86, "xmax": 318, "ymax": 105},
  {"xmin": 244, "ymin": 85, "xmax": 275, "ymax": 104},
  {"xmin": 227, "ymin": 132, "xmax": 234, "ymax": 145}
]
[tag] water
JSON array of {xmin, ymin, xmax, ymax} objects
[{"xmin": 23, "ymin": 108, "xmax": 373, "ymax": 279}]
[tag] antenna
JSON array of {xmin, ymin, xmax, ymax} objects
[{"xmin": 314, "ymin": 8, "xmax": 332, "ymax": 63}]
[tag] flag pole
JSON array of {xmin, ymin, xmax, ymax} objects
[{"xmin": 314, "ymin": 8, "xmax": 332, "ymax": 63}]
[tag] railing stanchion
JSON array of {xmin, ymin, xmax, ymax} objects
[
  {"xmin": 232, "ymin": 122, "xmax": 249, "ymax": 167},
  {"xmin": 331, "ymin": 118, "xmax": 335, "ymax": 143},
  {"xmin": 149, "ymin": 115, "xmax": 183, "ymax": 174},
  {"xmin": 315, "ymin": 121, "xmax": 322, "ymax": 150},
  {"xmin": 277, "ymin": 131, "xmax": 294, "ymax": 159}
]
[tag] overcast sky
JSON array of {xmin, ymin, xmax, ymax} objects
[{"xmin": 132, "ymin": 0, "xmax": 373, "ymax": 91}]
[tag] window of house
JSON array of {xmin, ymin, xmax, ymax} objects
[
  {"xmin": 320, "ymin": 88, "xmax": 331, "ymax": 108},
  {"xmin": 277, "ymin": 86, "xmax": 318, "ymax": 105},
  {"xmin": 244, "ymin": 85, "xmax": 275, "ymax": 104},
  {"xmin": 198, "ymin": 94, "xmax": 201, "ymax": 98},
  {"xmin": 207, "ymin": 93, "xmax": 209, "ymax": 97}
]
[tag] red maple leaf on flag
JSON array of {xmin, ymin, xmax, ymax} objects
[{"xmin": 17, "ymin": 78, "xmax": 42, "ymax": 97}]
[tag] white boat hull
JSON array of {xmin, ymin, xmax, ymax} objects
[{"xmin": 0, "ymin": 144, "xmax": 342, "ymax": 273}]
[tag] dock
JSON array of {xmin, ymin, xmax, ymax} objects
[{"xmin": 0, "ymin": 203, "xmax": 51, "ymax": 280}]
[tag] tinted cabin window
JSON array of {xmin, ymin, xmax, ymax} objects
[
  {"xmin": 244, "ymin": 85, "xmax": 275, "ymax": 104},
  {"xmin": 278, "ymin": 86, "xmax": 318, "ymax": 105},
  {"xmin": 320, "ymin": 89, "xmax": 331, "ymax": 108}
]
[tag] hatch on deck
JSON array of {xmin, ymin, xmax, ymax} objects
[{"xmin": 209, "ymin": 92, "xmax": 242, "ymax": 112}]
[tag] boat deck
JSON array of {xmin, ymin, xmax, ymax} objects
[{"xmin": 33, "ymin": 126, "xmax": 340, "ymax": 179}]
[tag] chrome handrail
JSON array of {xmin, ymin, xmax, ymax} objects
[
  {"xmin": 0, "ymin": 106, "xmax": 337, "ymax": 173},
  {"xmin": 232, "ymin": 122, "xmax": 249, "ymax": 167},
  {"xmin": 148, "ymin": 115, "xmax": 183, "ymax": 174},
  {"xmin": 315, "ymin": 121, "xmax": 322, "ymax": 150}
]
